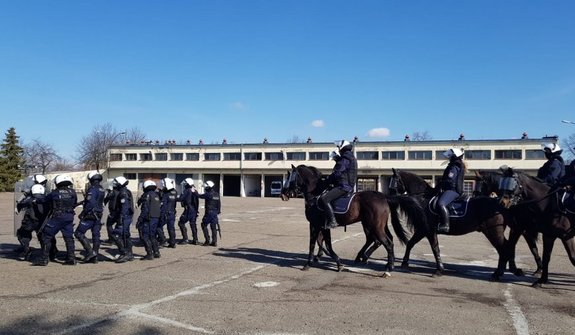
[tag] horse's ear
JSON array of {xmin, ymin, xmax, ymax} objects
[
  {"xmin": 474, "ymin": 170, "xmax": 480, "ymax": 177},
  {"xmin": 392, "ymin": 167, "xmax": 397, "ymax": 174},
  {"xmin": 291, "ymin": 164, "xmax": 296, "ymax": 170}
]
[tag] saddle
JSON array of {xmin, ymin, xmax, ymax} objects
[
  {"xmin": 559, "ymin": 190, "xmax": 575, "ymax": 215},
  {"xmin": 315, "ymin": 192, "xmax": 355, "ymax": 215},
  {"xmin": 429, "ymin": 195, "xmax": 470, "ymax": 218}
]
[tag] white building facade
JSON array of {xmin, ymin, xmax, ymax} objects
[{"xmin": 107, "ymin": 138, "xmax": 548, "ymax": 197}]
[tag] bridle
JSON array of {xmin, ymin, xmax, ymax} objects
[{"xmin": 388, "ymin": 173, "xmax": 405, "ymax": 195}]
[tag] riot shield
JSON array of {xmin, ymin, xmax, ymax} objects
[{"xmin": 13, "ymin": 180, "xmax": 28, "ymax": 237}]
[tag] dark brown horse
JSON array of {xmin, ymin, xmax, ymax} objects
[
  {"xmin": 280, "ymin": 164, "xmax": 427, "ymax": 275},
  {"xmin": 498, "ymin": 167, "xmax": 575, "ymax": 287},
  {"xmin": 386, "ymin": 168, "xmax": 518, "ymax": 280}
]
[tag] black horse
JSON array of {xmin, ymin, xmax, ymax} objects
[
  {"xmin": 474, "ymin": 169, "xmax": 542, "ymax": 275},
  {"xmin": 385, "ymin": 168, "xmax": 517, "ymax": 280},
  {"xmin": 280, "ymin": 164, "xmax": 427, "ymax": 275},
  {"xmin": 498, "ymin": 167, "xmax": 575, "ymax": 287}
]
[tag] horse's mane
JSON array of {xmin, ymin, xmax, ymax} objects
[{"xmin": 398, "ymin": 170, "xmax": 435, "ymax": 194}]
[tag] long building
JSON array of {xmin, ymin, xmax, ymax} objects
[{"xmin": 107, "ymin": 137, "xmax": 550, "ymax": 197}]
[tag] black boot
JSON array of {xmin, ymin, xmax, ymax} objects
[
  {"xmin": 324, "ymin": 203, "xmax": 338, "ymax": 229},
  {"xmin": 190, "ymin": 224, "xmax": 199, "ymax": 245},
  {"xmin": 63, "ymin": 238, "xmax": 77, "ymax": 265},
  {"xmin": 90, "ymin": 240, "xmax": 100, "ymax": 264},
  {"xmin": 33, "ymin": 239, "xmax": 51, "ymax": 266},
  {"xmin": 209, "ymin": 227, "xmax": 218, "ymax": 247},
  {"xmin": 116, "ymin": 236, "xmax": 134, "ymax": 263},
  {"xmin": 76, "ymin": 232, "xmax": 96, "ymax": 263},
  {"xmin": 141, "ymin": 238, "xmax": 154, "ymax": 261},
  {"xmin": 167, "ymin": 228, "xmax": 177, "ymax": 248},
  {"xmin": 178, "ymin": 224, "xmax": 190, "ymax": 244},
  {"xmin": 151, "ymin": 238, "xmax": 161, "ymax": 258},
  {"xmin": 18, "ymin": 237, "xmax": 31, "ymax": 261},
  {"xmin": 202, "ymin": 225, "xmax": 210, "ymax": 246},
  {"xmin": 156, "ymin": 227, "xmax": 167, "ymax": 247},
  {"xmin": 437, "ymin": 205, "xmax": 451, "ymax": 234}
]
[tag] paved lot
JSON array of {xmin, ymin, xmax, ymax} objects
[{"xmin": 1, "ymin": 192, "xmax": 574, "ymax": 335}]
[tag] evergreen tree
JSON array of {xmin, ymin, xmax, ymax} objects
[{"xmin": 0, "ymin": 127, "xmax": 24, "ymax": 192}]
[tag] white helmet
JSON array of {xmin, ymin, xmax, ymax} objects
[
  {"xmin": 329, "ymin": 150, "xmax": 340, "ymax": 161},
  {"xmin": 161, "ymin": 177, "xmax": 175, "ymax": 190},
  {"xmin": 31, "ymin": 184, "xmax": 45, "ymax": 195},
  {"xmin": 443, "ymin": 147, "xmax": 464, "ymax": 159},
  {"xmin": 335, "ymin": 140, "xmax": 352, "ymax": 152},
  {"xmin": 182, "ymin": 178, "xmax": 194, "ymax": 186},
  {"xmin": 542, "ymin": 142, "xmax": 561, "ymax": 153},
  {"xmin": 204, "ymin": 180, "xmax": 215, "ymax": 188},
  {"xmin": 33, "ymin": 174, "xmax": 47, "ymax": 185},
  {"xmin": 87, "ymin": 171, "xmax": 102, "ymax": 182},
  {"xmin": 113, "ymin": 176, "xmax": 129, "ymax": 187},
  {"xmin": 54, "ymin": 174, "xmax": 73, "ymax": 187},
  {"xmin": 143, "ymin": 180, "xmax": 156, "ymax": 190}
]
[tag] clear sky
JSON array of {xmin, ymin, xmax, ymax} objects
[{"xmin": 1, "ymin": 1, "xmax": 574, "ymax": 160}]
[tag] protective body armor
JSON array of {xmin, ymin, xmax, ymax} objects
[
  {"xmin": 440, "ymin": 159, "xmax": 464, "ymax": 194},
  {"xmin": 141, "ymin": 190, "xmax": 161, "ymax": 219},
  {"xmin": 116, "ymin": 187, "xmax": 134, "ymax": 216},
  {"xmin": 161, "ymin": 189, "xmax": 178, "ymax": 214},
  {"xmin": 328, "ymin": 150, "xmax": 357, "ymax": 192},
  {"xmin": 50, "ymin": 188, "xmax": 77, "ymax": 218}
]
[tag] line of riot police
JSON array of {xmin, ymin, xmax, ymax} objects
[{"xmin": 14, "ymin": 173, "xmax": 221, "ymax": 266}]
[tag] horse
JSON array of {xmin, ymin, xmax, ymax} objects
[
  {"xmin": 280, "ymin": 164, "xmax": 427, "ymax": 275},
  {"xmin": 385, "ymin": 168, "xmax": 518, "ymax": 280},
  {"xmin": 498, "ymin": 167, "xmax": 575, "ymax": 287},
  {"xmin": 474, "ymin": 170, "xmax": 542, "ymax": 275}
]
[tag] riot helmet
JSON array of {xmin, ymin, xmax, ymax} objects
[
  {"xmin": 87, "ymin": 171, "xmax": 103, "ymax": 183},
  {"xmin": 33, "ymin": 174, "xmax": 48, "ymax": 186},
  {"xmin": 31, "ymin": 184, "xmax": 45, "ymax": 196},
  {"xmin": 204, "ymin": 180, "xmax": 215, "ymax": 190},
  {"xmin": 335, "ymin": 140, "xmax": 352, "ymax": 153},
  {"xmin": 161, "ymin": 177, "xmax": 175, "ymax": 191},
  {"xmin": 54, "ymin": 174, "xmax": 73, "ymax": 188},
  {"xmin": 182, "ymin": 178, "xmax": 194, "ymax": 187},
  {"xmin": 442, "ymin": 147, "xmax": 464, "ymax": 159},
  {"xmin": 113, "ymin": 176, "xmax": 129, "ymax": 188},
  {"xmin": 143, "ymin": 180, "xmax": 157, "ymax": 191}
]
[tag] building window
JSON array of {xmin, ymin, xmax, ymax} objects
[
  {"xmin": 109, "ymin": 153, "xmax": 122, "ymax": 161},
  {"xmin": 309, "ymin": 152, "xmax": 329, "ymax": 160},
  {"xmin": 265, "ymin": 152, "xmax": 283, "ymax": 160},
  {"xmin": 525, "ymin": 150, "xmax": 545, "ymax": 160},
  {"xmin": 495, "ymin": 150, "xmax": 522, "ymax": 160},
  {"xmin": 125, "ymin": 153, "xmax": 137, "ymax": 161},
  {"xmin": 124, "ymin": 173, "xmax": 137, "ymax": 180},
  {"xmin": 155, "ymin": 153, "xmax": 168, "ymax": 161},
  {"xmin": 244, "ymin": 152, "xmax": 262, "ymax": 160},
  {"xmin": 408, "ymin": 150, "xmax": 432, "ymax": 160},
  {"xmin": 357, "ymin": 151, "xmax": 378, "ymax": 160},
  {"xmin": 204, "ymin": 153, "xmax": 221, "ymax": 161},
  {"xmin": 186, "ymin": 153, "xmax": 199, "ymax": 161},
  {"xmin": 224, "ymin": 152, "xmax": 241, "ymax": 160},
  {"xmin": 170, "ymin": 153, "xmax": 183, "ymax": 161},
  {"xmin": 463, "ymin": 181, "xmax": 474, "ymax": 197},
  {"xmin": 465, "ymin": 150, "xmax": 491, "ymax": 160},
  {"xmin": 286, "ymin": 152, "xmax": 306, "ymax": 160},
  {"xmin": 140, "ymin": 153, "xmax": 153, "ymax": 161},
  {"xmin": 382, "ymin": 151, "xmax": 405, "ymax": 160}
]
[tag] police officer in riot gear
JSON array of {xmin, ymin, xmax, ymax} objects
[
  {"xmin": 537, "ymin": 142, "xmax": 565, "ymax": 186},
  {"xmin": 159, "ymin": 178, "xmax": 178, "ymax": 248},
  {"xmin": 74, "ymin": 172, "xmax": 105, "ymax": 263},
  {"xmin": 178, "ymin": 178, "xmax": 200, "ymax": 245},
  {"xmin": 112, "ymin": 176, "xmax": 135, "ymax": 263},
  {"xmin": 16, "ymin": 184, "xmax": 48, "ymax": 261},
  {"xmin": 137, "ymin": 180, "xmax": 162, "ymax": 260},
  {"xmin": 34, "ymin": 174, "xmax": 78, "ymax": 266},
  {"xmin": 103, "ymin": 183, "xmax": 119, "ymax": 244},
  {"xmin": 437, "ymin": 148, "xmax": 466, "ymax": 234},
  {"xmin": 199, "ymin": 181, "xmax": 221, "ymax": 247},
  {"xmin": 319, "ymin": 140, "xmax": 357, "ymax": 229}
]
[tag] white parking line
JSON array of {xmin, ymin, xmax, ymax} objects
[{"xmin": 503, "ymin": 284, "xmax": 529, "ymax": 335}]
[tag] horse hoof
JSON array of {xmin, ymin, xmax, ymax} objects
[
  {"xmin": 381, "ymin": 271, "xmax": 391, "ymax": 278},
  {"xmin": 531, "ymin": 281, "xmax": 543, "ymax": 288},
  {"xmin": 302, "ymin": 265, "xmax": 310, "ymax": 271},
  {"xmin": 533, "ymin": 269, "xmax": 542, "ymax": 277},
  {"xmin": 313, "ymin": 257, "xmax": 319, "ymax": 263},
  {"xmin": 400, "ymin": 263, "xmax": 409, "ymax": 270},
  {"xmin": 432, "ymin": 271, "xmax": 443, "ymax": 278},
  {"xmin": 514, "ymin": 269, "xmax": 525, "ymax": 277},
  {"xmin": 337, "ymin": 264, "xmax": 344, "ymax": 272}
]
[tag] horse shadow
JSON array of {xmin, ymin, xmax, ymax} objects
[{"xmin": 0, "ymin": 242, "xmax": 25, "ymax": 261}]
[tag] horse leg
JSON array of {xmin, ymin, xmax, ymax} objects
[
  {"xmin": 561, "ymin": 237, "xmax": 575, "ymax": 267},
  {"xmin": 481, "ymin": 222, "xmax": 508, "ymax": 281},
  {"xmin": 304, "ymin": 224, "xmax": 320, "ymax": 271},
  {"xmin": 523, "ymin": 231, "xmax": 542, "ymax": 276},
  {"xmin": 533, "ymin": 234, "xmax": 556, "ymax": 287},
  {"xmin": 322, "ymin": 228, "xmax": 343, "ymax": 272},
  {"xmin": 372, "ymin": 230, "xmax": 395, "ymax": 274},
  {"xmin": 505, "ymin": 227, "xmax": 525, "ymax": 277},
  {"xmin": 354, "ymin": 234, "xmax": 375, "ymax": 263},
  {"xmin": 315, "ymin": 231, "xmax": 325, "ymax": 262},
  {"xmin": 426, "ymin": 232, "xmax": 445, "ymax": 277},
  {"xmin": 401, "ymin": 229, "xmax": 425, "ymax": 270},
  {"xmin": 356, "ymin": 225, "xmax": 392, "ymax": 263}
]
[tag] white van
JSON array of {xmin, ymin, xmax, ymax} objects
[{"xmin": 270, "ymin": 181, "xmax": 283, "ymax": 196}]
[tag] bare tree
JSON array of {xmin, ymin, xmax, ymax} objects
[
  {"xmin": 52, "ymin": 157, "xmax": 77, "ymax": 172},
  {"xmin": 23, "ymin": 139, "xmax": 61, "ymax": 174},
  {"xmin": 411, "ymin": 131, "xmax": 433, "ymax": 141},
  {"xmin": 125, "ymin": 127, "xmax": 147, "ymax": 144},
  {"xmin": 76, "ymin": 123, "xmax": 128, "ymax": 172},
  {"xmin": 563, "ymin": 133, "xmax": 575, "ymax": 161}
]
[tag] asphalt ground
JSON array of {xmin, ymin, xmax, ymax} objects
[{"xmin": 0, "ymin": 192, "xmax": 574, "ymax": 335}]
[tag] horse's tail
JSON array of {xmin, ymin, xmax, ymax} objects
[{"xmin": 387, "ymin": 195, "xmax": 428, "ymax": 244}]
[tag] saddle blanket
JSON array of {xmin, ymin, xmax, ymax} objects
[{"xmin": 429, "ymin": 196, "xmax": 470, "ymax": 218}]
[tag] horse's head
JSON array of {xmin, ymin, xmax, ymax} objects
[
  {"xmin": 389, "ymin": 168, "xmax": 431, "ymax": 196},
  {"xmin": 281, "ymin": 164, "xmax": 321, "ymax": 201},
  {"xmin": 281, "ymin": 165, "xmax": 300, "ymax": 201},
  {"xmin": 388, "ymin": 168, "xmax": 406, "ymax": 195},
  {"xmin": 497, "ymin": 166, "xmax": 523, "ymax": 208},
  {"xmin": 473, "ymin": 170, "xmax": 502, "ymax": 198}
]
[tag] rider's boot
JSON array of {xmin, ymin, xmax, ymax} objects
[
  {"xmin": 437, "ymin": 205, "xmax": 450, "ymax": 233},
  {"xmin": 324, "ymin": 203, "xmax": 338, "ymax": 229}
]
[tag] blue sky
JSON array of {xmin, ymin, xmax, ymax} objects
[{"xmin": 1, "ymin": 1, "xmax": 574, "ymax": 160}]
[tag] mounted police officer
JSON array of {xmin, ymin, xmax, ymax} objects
[
  {"xmin": 34, "ymin": 174, "xmax": 78, "ymax": 266},
  {"xmin": 437, "ymin": 147, "xmax": 466, "ymax": 234},
  {"xmin": 112, "ymin": 176, "xmax": 135, "ymax": 263},
  {"xmin": 199, "ymin": 181, "xmax": 221, "ymax": 247},
  {"xmin": 15, "ymin": 184, "xmax": 48, "ymax": 261},
  {"xmin": 537, "ymin": 142, "xmax": 565, "ymax": 186},
  {"xmin": 319, "ymin": 140, "xmax": 357, "ymax": 229},
  {"xmin": 74, "ymin": 172, "xmax": 105, "ymax": 263},
  {"xmin": 158, "ymin": 177, "xmax": 178, "ymax": 248},
  {"xmin": 178, "ymin": 178, "xmax": 200, "ymax": 245},
  {"xmin": 137, "ymin": 180, "xmax": 161, "ymax": 260},
  {"xmin": 103, "ymin": 183, "xmax": 119, "ymax": 244}
]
